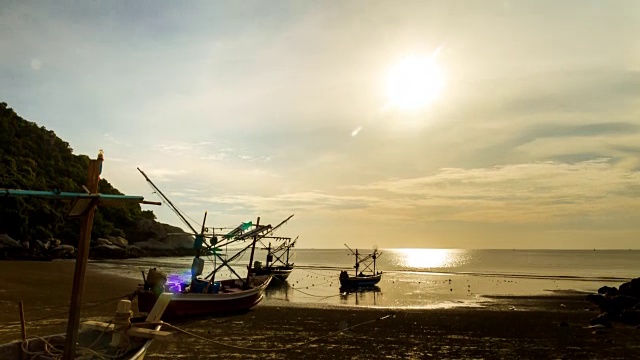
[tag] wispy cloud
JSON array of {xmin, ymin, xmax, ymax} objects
[{"xmin": 353, "ymin": 158, "xmax": 640, "ymax": 223}]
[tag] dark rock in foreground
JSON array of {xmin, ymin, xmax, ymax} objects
[{"xmin": 587, "ymin": 277, "xmax": 640, "ymax": 327}]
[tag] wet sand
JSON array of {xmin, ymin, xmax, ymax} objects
[{"xmin": 1, "ymin": 261, "xmax": 639, "ymax": 359}]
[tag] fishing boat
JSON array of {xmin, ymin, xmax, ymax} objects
[
  {"xmin": 0, "ymin": 294, "xmax": 172, "ymax": 360},
  {"xmin": 134, "ymin": 168, "xmax": 294, "ymax": 320},
  {"xmin": 0, "ymin": 152, "xmax": 169, "ymax": 360},
  {"xmin": 250, "ymin": 236, "xmax": 297, "ymax": 282},
  {"xmin": 339, "ymin": 244, "xmax": 383, "ymax": 288}
]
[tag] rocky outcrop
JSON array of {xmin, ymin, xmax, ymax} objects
[
  {"xmin": 0, "ymin": 234, "xmax": 29, "ymax": 259},
  {"xmin": 133, "ymin": 239, "xmax": 193, "ymax": 257},
  {"xmin": 1, "ymin": 219, "xmax": 193, "ymax": 260},
  {"xmin": 135, "ymin": 219, "xmax": 193, "ymax": 249},
  {"xmin": 90, "ymin": 244, "xmax": 128, "ymax": 259},
  {"xmin": 126, "ymin": 245, "xmax": 147, "ymax": 258},
  {"xmin": 108, "ymin": 236, "xmax": 128, "ymax": 247},
  {"xmin": 0, "ymin": 234, "xmax": 21, "ymax": 249},
  {"xmin": 587, "ymin": 278, "xmax": 640, "ymax": 327},
  {"xmin": 51, "ymin": 245, "xmax": 75, "ymax": 259},
  {"xmin": 96, "ymin": 238, "xmax": 112, "ymax": 246}
]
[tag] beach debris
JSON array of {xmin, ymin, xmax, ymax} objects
[
  {"xmin": 560, "ymin": 303, "xmax": 566, "ymax": 308},
  {"xmin": 589, "ymin": 314, "xmax": 612, "ymax": 328},
  {"xmin": 583, "ymin": 324, "xmax": 607, "ymax": 329}
]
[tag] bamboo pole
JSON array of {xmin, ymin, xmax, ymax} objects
[
  {"xmin": 19, "ymin": 301, "xmax": 26, "ymax": 342},
  {"xmin": 62, "ymin": 154, "xmax": 102, "ymax": 360}
]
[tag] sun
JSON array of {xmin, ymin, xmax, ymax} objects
[{"xmin": 386, "ymin": 52, "xmax": 444, "ymax": 111}]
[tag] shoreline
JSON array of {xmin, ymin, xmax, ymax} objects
[{"xmin": 1, "ymin": 261, "xmax": 639, "ymax": 358}]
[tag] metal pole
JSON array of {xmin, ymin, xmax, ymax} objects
[
  {"xmin": 63, "ymin": 154, "xmax": 102, "ymax": 360},
  {"xmin": 245, "ymin": 217, "xmax": 260, "ymax": 287}
]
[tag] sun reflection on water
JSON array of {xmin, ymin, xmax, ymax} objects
[{"xmin": 392, "ymin": 248, "xmax": 466, "ymax": 269}]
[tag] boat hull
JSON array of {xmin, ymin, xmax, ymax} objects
[
  {"xmin": 339, "ymin": 274, "xmax": 382, "ymax": 288},
  {"xmin": 137, "ymin": 275, "xmax": 271, "ymax": 321},
  {"xmin": 0, "ymin": 326, "xmax": 158, "ymax": 360},
  {"xmin": 254, "ymin": 266, "xmax": 293, "ymax": 282}
]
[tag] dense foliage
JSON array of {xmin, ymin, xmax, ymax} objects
[{"xmin": 0, "ymin": 102, "xmax": 156, "ymax": 246}]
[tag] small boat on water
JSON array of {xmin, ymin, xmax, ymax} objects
[
  {"xmin": 134, "ymin": 168, "xmax": 294, "ymax": 320},
  {"xmin": 339, "ymin": 244, "xmax": 383, "ymax": 288},
  {"xmin": 250, "ymin": 236, "xmax": 297, "ymax": 282}
]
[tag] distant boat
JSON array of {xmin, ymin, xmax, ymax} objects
[
  {"xmin": 251, "ymin": 236, "xmax": 297, "ymax": 282},
  {"xmin": 339, "ymin": 244, "xmax": 383, "ymax": 288}
]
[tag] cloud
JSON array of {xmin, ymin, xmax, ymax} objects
[
  {"xmin": 204, "ymin": 191, "xmax": 381, "ymax": 214},
  {"xmin": 353, "ymin": 158, "xmax": 640, "ymax": 224},
  {"xmin": 142, "ymin": 168, "xmax": 190, "ymax": 182},
  {"xmin": 103, "ymin": 133, "xmax": 122, "ymax": 145}
]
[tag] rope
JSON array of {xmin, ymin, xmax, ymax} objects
[
  {"xmin": 0, "ymin": 295, "xmax": 129, "ymax": 316},
  {"xmin": 5, "ymin": 294, "xmax": 131, "ymax": 325},
  {"xmin": 298, "ymin": 268, "xmax": 332, "ymax": 278},
  {"xmin": 19, "ymin": 318, "xmax": 128, "ymax": 359},
  {"xmin": 135, "ymin": 314, "xmax": 394, "ymax": 352}
]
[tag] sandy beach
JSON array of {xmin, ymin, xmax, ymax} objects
[{"xmin": 1, "ymin": 261, "xmax": 639, "ymax": 359}]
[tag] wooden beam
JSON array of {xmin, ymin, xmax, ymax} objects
[
  {"xmin": 145, "ymin": 293, "xmax": 172, "ymax": 323},
  {"xmin": 62, "ymin": 156, "xmax": 102, "ymax": 360},
  {"xmin": 82, "ymin": 321, "xmax": 172, "ymax": 340},
  {"xmin": 19, "ymin": 301, "xmax": 26, "ymax": 342},
  {"xmin": 126, "ymin": 327, "xmax": 173, "ymax": 340},
  {"xmin": 82, "ymin": 321, "xmax": 115, "ymax": 332}
]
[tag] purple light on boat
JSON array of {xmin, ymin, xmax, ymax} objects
[{"xmin": 166, "ymin": 270, "xmax": 191, "ymax": 292}]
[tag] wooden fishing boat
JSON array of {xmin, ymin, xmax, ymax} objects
[
  {"xmin": 339, "ymin": 245, "xmax": 383, "ymax": 288},
  {"xmin": 0, "ymin": 152, "xmax": 164, "ymax": 360},
  {"xmin": 254, "ymin": 265, "xmax": 294, "ymax": 281},
  {"xmin": 0, "ymin": 294, "xmax": 172, "ymax": 360},
  {"xmin": 137, "ymin": 274, "xmax": 271, "ymax": 319},
  {"xmin": 250, "ymin": 236, "xmax": 297, "ymax": 282},
  {"xmin": 134, "ymin": 168, "xmax": 294, "ymax": 321}
]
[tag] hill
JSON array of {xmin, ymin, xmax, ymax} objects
[{"xmin": 0, "ymin": 102, "xmax": 193, "ymax": 259}]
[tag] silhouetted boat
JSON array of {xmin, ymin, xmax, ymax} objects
[
  {"xmin": 251, "ymin": 236, "xmax": 297, "ymax": 282},
  {"xmin": 339, "ymin": 244, "xmax": 383, "ymax": 288}
]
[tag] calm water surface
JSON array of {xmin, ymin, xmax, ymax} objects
[{"xmin": 92, "ymin": 249, "xmax": 640, "ymax": 309}]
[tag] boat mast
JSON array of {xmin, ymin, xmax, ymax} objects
[
  {"xmin": 266, "ymin": 242, "xmax": 271, "ymax": 268},
  {"xmin": 62, "ymin": 152, "xmax": 103, "ymax": 360},
  {"xmin": 354, "ymin": 248, "xmax": 359, "ymax": 276},
  {"xmin": 245, "ymin": 217, "xmax": 260, "ymax": 286},
  {"xmin": 137, "ymin": 168, "xmax": 198, "ymax": 234},
  {"xmin": 373, "ymin": 251, "xmax": 376, "ymax": 274}
]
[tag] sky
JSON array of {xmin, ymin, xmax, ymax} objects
[{"xmin": 2, "ymin": 0, "xmax": 640, "ymax": 249}]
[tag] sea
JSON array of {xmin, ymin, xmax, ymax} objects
[{"xmin": 91, "ymin": 249, "xmax": 640, "ymax": 309}]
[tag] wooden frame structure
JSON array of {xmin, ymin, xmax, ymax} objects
[{"xmin": 1, "ymin": 151, "xmax": 160, "ymax": 360}]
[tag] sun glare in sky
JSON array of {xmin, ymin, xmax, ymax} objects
[{"xmin": 386, "ymin": 51, "xmax": 444, "ymax": 111}]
